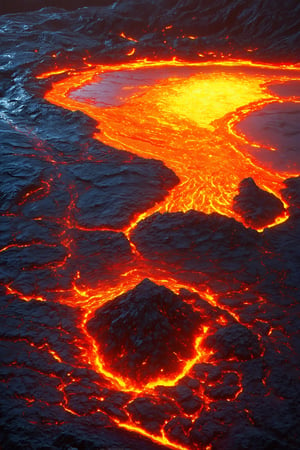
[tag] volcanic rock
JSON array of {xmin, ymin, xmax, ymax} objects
[
  {"xmin": 224, "ymin": 424, "xmax": 284, "ymax": 450},
  {"xmin": 131, "ymin": 210, "xmax": 262, "ymax": 287},
  {"xmin": 126, "ymin": 396, "xmax": 179, "ymax": 434},
  {"xmin": 204, "ymin": 323, "xmax": 261, "ymax": 360},
  {"xmin": 0, "ymin": 153, "xmax": 46, "ymax": 214},
  {"xmin": 0, "ymin": 243, "xmax": 67, "ymax": 284},
  {"xmin": 68, "ymin": 160, "xmax": 179, "ymax": 229},
  {"xmin": 281, "ymin": 176, "xmax": 300, "ymax": 217},
  {"xmin": 87, "ymin": 278, "xmax": 202, "ymax": 384},
  {"xmin": 191, "ymin": 410, "xmax": 227, "ymax": 447},
  {"xmin": 261, "ymin": 177, "xmax": 300, "ymax": 301},
  {"xmin": 164, "ymin": 417, "xmax": 192, "ymax": 446},
  {"xmin": 204, "ymin": 372, "xmax": 240, "ymax": 400},
  {"xmin": 233, "ymin": 177, "xmax": 285, "ymax": 228},
  {"xmin": 66, "ymin": 229, "xmax": 133, "ymax": 288}
]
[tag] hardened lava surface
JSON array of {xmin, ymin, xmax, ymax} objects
[
  {"xmin": 0, "ymin": 2, "xmax": 300, "ymax": 450},
  {"xmin": 87, "ymin": 279, "xmax": 203, "ymax": 385}
]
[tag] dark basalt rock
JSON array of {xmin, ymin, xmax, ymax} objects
[
  {"xmin": 204, "ymin": 372, "xmax": 240, "ymax": 400},
  {"xmin": 126, "ymin": 396, "xmax": 179, "ymax": 434},
  {"xmin": 164, "ymin": 416, "xmax": 192, "ymax": 445},
  {"xmin": 0, "ymin": 3, "xmax": 300, "ymax": 450},
  {"xmin": 65, "ymin": 229, "xmax": 133, "ymax": 288},
  {"xmin": 0, "ymin": 154, "xmax": 46, "ymax": 214},
  {"xmin": 0, "ymin": 243, "xmax": 67, "ymax": 284},
  {"xmin": 131, "ymin": 210, "xmax": 262, "ymax": 287},
  {"xmin": 68, "ymin": 160, "xmax": 179, "ymax": 229},
  {"xmin": 281, "ymin": 176, "xmax": 300, "ymax": 217},
  {"xmin": 233, "ymin": 177, "xmax": 285, "ymax": 228},
  {"xmin": 191, "ymin": 411, "xmax": 228, "ymax": 447},
  {"xmin": 190, "ymin": 401, "xmax": 286, "ymax": 449},
  {"xmin": 261, "ymin": 177, "xmax": 300, "ymax": 302},
  {"xmin": 204, "ymin": 323, "xmax": 261, "ymax": 361},
  {"xmin": 224, "ymin": 424, "xmax": 285, "ymax": 450},
  {"xmin": 87, "ymin": 279, "xmax": 202, "ymax": 384}
]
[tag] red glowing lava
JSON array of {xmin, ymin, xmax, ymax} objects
[
  {"xmin": 30, "ymin": 59, "xmax": 300, "ymax": 449},
  {"xmin": 39, "ymin": 59, "xmax": 300, "ymax": 230}
]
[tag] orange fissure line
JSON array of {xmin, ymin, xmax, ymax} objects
[{"xmin": 28, "ymin": 58, "xmax": 300, "ymax": 448}]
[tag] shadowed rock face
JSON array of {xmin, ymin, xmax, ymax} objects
[
  {"xmin": 87, "ymin": 279, "xmax": 202, "ymax": 384},
  {"xmin": 0, "ymin": 1, "xmax": 114, "ymax": 15},
  {"xmin": 233, "ymin": 177, "xmax": 285, "ymax": 228}
]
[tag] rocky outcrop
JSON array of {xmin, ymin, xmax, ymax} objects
[
  {"xmin": 131, "ymin": 210, "xmax": 263, "ymax": 288},
  {"xmin": 87, "ymin": 279, "xmax": 202, "ymax": 384},
  {"xmin": 233, "ymin": 177, "xmax": 285, "ymax": 228}
]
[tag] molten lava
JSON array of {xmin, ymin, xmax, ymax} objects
[
  {"xmin": 26, "ymin": 59, "xmax": 300, "ymax": 449},
  {"xmin": 40, "ymin": 59, "xmax": 300, "ymax": 228}
]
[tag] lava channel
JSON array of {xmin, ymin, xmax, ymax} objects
[
  {"xmin": 40, "ymin": 59, "xmax": 300, "ymax": 230},
  {"xmin": 32, "ymin": 58, "xmax": 300, "ymax": 449}
]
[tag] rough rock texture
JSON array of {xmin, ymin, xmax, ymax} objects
[
  {"xmin": 281, "ymin": 176, "xmax": 300, "ymax": 217},
  {"xmin": 0, "ymin": 2, "xmax": 299, "ymax": 450},
  {"xmin": 68, "ymin": 160, "xmax": 179, "ymax": 229},
  {"xmin": 0, "ymin": 293, "xmax": 167, "ymax": 450},
  {"xmin": 204, "ymin": 323, "xmax": 261, "ymax": 360},
  {"xmin": 262, "ymin": 176, "xmax": 300, "ymax": 302},
  {"xmin": 1, "ymin": 1, "xmax": 300, "ymax": 61},
  {"xmin": 233, "ymin": 177, "xmax": 285, "ymax": 228},
  {"xmin": 87, "ymin": 279, "xmax": 202, "ymax": 384},
  {"xmin": 131, "ymin": 210, "xmax": 263, "ymax": 289}
]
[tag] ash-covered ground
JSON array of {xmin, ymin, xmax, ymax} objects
[{"xmin": 0, "ymin": 1, "xmax": 300, "ymax": 449}]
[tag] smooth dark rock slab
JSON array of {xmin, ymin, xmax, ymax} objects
[
  {"xmin": 126, "ymin": 396, "xmax": 179, "ymax": 434},
  {"xmin": 281, "ymin": 176, "xmax": 300, "ymax": 216},
  {"xmin": 66, "ymin": 229, "xmax": 133, "ymax": 288}
]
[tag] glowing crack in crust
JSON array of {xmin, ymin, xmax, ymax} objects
[{"xmin": 32, "ymin": 59, "xmax": 300, "ymax": 449}]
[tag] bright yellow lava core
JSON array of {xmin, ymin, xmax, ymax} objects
[{"xmin": 163, "ymin": 72, "xmax": 273, "ymax": 129}]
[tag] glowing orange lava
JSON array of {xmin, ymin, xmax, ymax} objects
[
  {"xmin": 32, "ymin": 59, "xmax": 300, "ymax": 449},
  {"xmin": 37, "ymin": 57, "xmax": 300, "ymax": 389},
  {"xmin": 76, "ymin": 274, "xmax": 216, "ymax": 392},
  {"xmin": 40, "ymin": 59, "xmax": 300, "ymax": 229}
]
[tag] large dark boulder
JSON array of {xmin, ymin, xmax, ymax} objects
[
  {"xmin": 87, "ymin": 278, "xmax": 202, "ymax": 384},
  {"xmin": 233, "ymin": 177, "xmax": 285, "ymax": 228},
  {"xmin": 67, "ymin": 160, "xmax": 179, "ymax": 229},
  {"xmin": 131, "ymin": 210, "xmax": 262, "ymax": 287}
]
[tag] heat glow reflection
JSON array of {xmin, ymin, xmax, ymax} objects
[
  {"xmin": 35, "ymin": 59, "xmax": 300, "ymax": 449},
  {"xmin": 40, "ymin": 59, "xmax": 300, "ymax": 226},
  {"xmin": 38, "ymin": 57, "xmax": 300, "ymax": 390}
]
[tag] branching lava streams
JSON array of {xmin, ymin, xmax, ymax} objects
[
  {"xmin": 41, "ymin": 59, "xmax": 300, "ymax": 225},
  {"xmin": 8, "ymin": 58, "xmax": 298, "ymax": 449}
]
